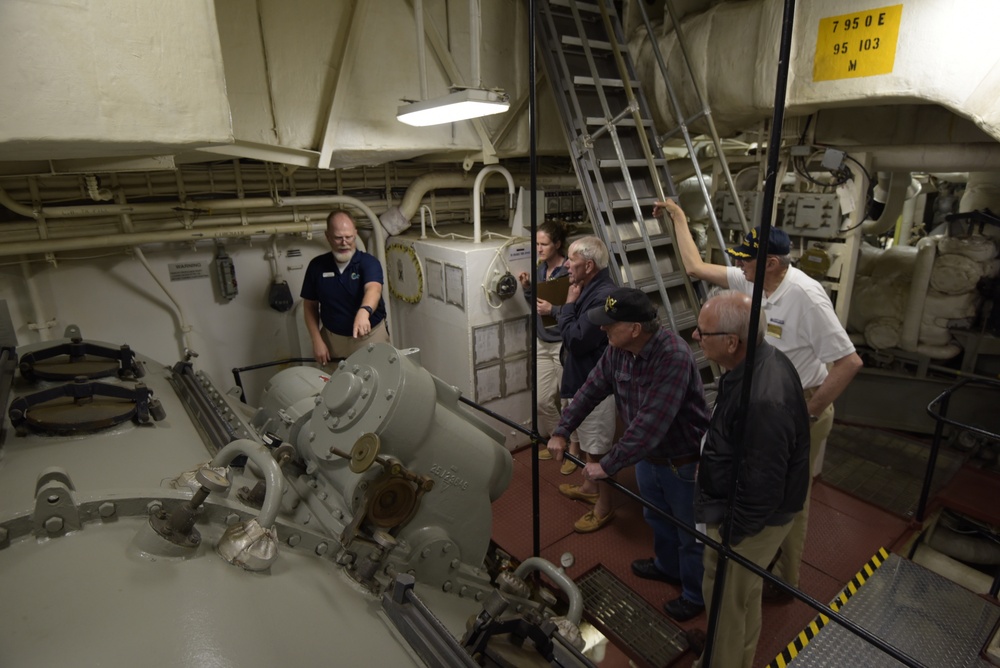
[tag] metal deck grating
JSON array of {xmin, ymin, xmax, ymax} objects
[
  {"xmin": 776, "ymin": 553, "xmax": 1000, "ymax": 667},
  {"xmin": 823, "ymin": 423, "xmax": 965, "ymax": 518},
  {"xmin": 577, "ymin": 565, "xmax": 688, "ymax": 668}
]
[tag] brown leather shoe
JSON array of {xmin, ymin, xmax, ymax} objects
[
  {"xmin": 560, "ymin": 459, "xmax": 578, "ymax": 475},
  {"xmin": 574, "ymin": 509, "xmax": 614, "ymax": 533},
  {"xmin": 537, "ymin": 448, "xmax": 553, "ymax": 460},
  {"xmin": 558, "ymin": 483, "xmax": 598, "ymax": 504}
]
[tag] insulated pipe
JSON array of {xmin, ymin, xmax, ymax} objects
[
  {"xmin": 899, "ymin": 236, "xmax": 937, "ymax": 352},
  {"xmin": 862, "ymin": 172, "xmax": 921, "ymax": 236},
  {"xmin": 211, "ymin": 439, "xmax": 284, "ymax": 528},
  {"xmin": 473, "ymin": 165, "xmax": 515, "ymax": 243},
  {"xmin": 513, "ymin": 557, "xmax": 583, "ymax": 625}
]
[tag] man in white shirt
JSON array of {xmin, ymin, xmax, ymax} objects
[{"xmin": 654, "ymin": 199, "xmax": 863, "ymax": 599}]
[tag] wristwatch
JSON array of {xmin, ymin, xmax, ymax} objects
[{"xmin": 359, "ymin": 305, "xmax": 373, "ymax": 316}]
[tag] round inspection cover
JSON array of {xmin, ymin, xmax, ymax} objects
[
  {"xmin": 27, "ymin": 355, "xmax": 121, "ymax": 381},
  {"xmin": 23, "ymin": 395, "xmax": 136, "ymax": 432}
]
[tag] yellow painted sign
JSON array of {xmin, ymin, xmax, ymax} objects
[{"xmin": 813, "ymin": 4, "xmax": 903, "ymax": 81}]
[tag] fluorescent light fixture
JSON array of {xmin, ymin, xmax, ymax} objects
[{"xmin": 397, "ymin": 89, "xmax": 510, "ymax": 127}]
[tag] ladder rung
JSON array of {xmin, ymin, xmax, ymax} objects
[
  {"xmin": 619, "ymin": 235, "xmax": 674, "ymax": 252},
  {"xmin": 573, "ymin": 76, "xmax": 641, "ymax": 89},
  {"xmin": 598, "ymin": 158, "xmax": 668, "ymax": 169},
  {"xmin": 634, "ymin": 272, "xmax": 689, "ymax": 291},
  {"xmin": 550, "ymin": 0, "xmax": 601, "ymax": 13},
  {"xmin": 584, "ymin": 116, "xmax": 654, "ymax": 128},
  {"xmin": 562, "ymin": 35, "xmax": 612, "ymax": 51},
  {"xmin": 608, "ymin": 196, "xmax": 657, "ymax": 209}
]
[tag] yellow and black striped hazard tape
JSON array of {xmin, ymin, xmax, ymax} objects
[{"xmin": 764, "ymin": 547, "xmax": 890, "ymax": 668}]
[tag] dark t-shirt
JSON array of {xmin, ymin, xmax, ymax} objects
[{"xmin": 300, "ymin": 251, "xmax": 386, "ymax": 336}]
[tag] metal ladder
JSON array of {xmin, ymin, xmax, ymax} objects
[{"xmin": 536, "ymin": 0, "xmax": 747, "ymax": 368}]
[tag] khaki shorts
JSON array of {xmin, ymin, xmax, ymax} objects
[{"xmin": 562, "ymin": 395, "xmax": 616, "ymax": 455}]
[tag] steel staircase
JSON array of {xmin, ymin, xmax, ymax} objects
[{"xmin": 536, "ymin": 0, "xmax": 748, "ymax": 377}]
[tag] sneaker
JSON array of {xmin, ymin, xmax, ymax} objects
[
  {"xmin": 558, "ymin": 483, "xmax": 598, "ymax": 504},
  {"xmin": 663, "ymin": 596, "xmax": 704, "ymax": 622},
  {"xmin": 560, "ymin": 459, "xmax": 578, "ymax": 475},
  {"xmin": 630, "ymin": 558, "xmax": 681, "ymax": 585},
  {"xmin": 762, "ymin": 579, "xmax": 794, "ymax": 604},
  {"xmin": 574, "ymin": 509, "xmax": 614, "ymax": 533},
  {"xmin": 536, "ymin": 448, "xmax": 553, "ymax": 460}
]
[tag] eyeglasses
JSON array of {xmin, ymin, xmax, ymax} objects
[{"xmin": 694, "ymin": 326, "xmax": 733, "ymax": 338}]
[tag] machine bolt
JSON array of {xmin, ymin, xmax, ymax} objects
[
  {"xmin": 314, "ymin": 396, "xmax": 322, "ymax": 405},
  {"xmin": 333, "ymin": 509, "xmax": 343, "ymax": 519},
  {"xmin": 318, "ymin": 491, "xmax": 328, "ymax": 501},
  {"xmin": 475, "ymin": 591, "xmax": 484, "ymax": 601},
  {"xmin": 44, "ymin": 516, "xmax": 64, "ymax": 533},
  {"xmin": 460, "ymin": 586, "xmax": 468, "ymax": 597},
  {"xmin": 338, "ymin": 361, "xmax": 347, "ymax": 371},
  {"xmin": 147, "ymin": 501, "xmax": 163, "ymax": 515},
  {"xmin": 347, "ymin": 409, "xmax": 356, "ymax": 419},
  {"xmin": 352, "ymin": 365, "xmax": 360, "ymax": 374},
  {"xmin": 98, "ymin": 502, "xmax": 117, "ymax": 518},
  {"xmin": 362, "ymin": 371, "xmax": 371, "ymax": 381},
  {"xmin": 322, "ymin": 410, "xmax": 330, "ymax": 419},
  {"xmin": 305, "ymin": 461, "xmax": 318, "ymax": 475},
  {"xmin": 388, "ymin": 355, "xmax": 397, "ymax": 364},
  {"xmin": 315, "ymin": 542, "xmax": 329, "ymax": 556},
  {"xmin": 442, "ymin": 581, "xmax": 453, "ymax": 592},
  {"xmin": 360, "ymin": 390, "xmax": 369, "ymax": 399},
  {"xmin": 441, "ymin": 543, "xmax": 451, "ymax": 554},
  {"xmin": 450, "ymin": 559, "xmax": 460, "ymax": 570},
  {"xmin": 421, "ymin": 548, "xmax": 431, "ymax": 558},
  {"xmin": 385, "ymin": 390, "xmax": 395, "ymax": 400},
  {"xmin": 287, "ymin": 534, "xmax": 301, "ymax": 547},
  {"xmin": 225, "ymin": 513, "xmax": 240, "ymax": 526},
  {"xmin": 308, "ymin": 431, "xmax": 316, "ymax": 442}
]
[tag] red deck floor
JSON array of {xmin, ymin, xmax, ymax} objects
[{"xmin": 491, "ymin": 447, "xmax": 919, "ymax": 668}]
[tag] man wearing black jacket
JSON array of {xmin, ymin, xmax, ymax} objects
[{"xmin": 692, "ymin": 291, "xmax": 810, "ymax": 668}]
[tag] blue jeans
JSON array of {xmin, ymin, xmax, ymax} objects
[{"xmin": 635, "ymin": 459, "xmax": 704, "ymax": 606}]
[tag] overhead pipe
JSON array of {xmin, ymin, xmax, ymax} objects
[
  {"xmin": 473, "ymin": 165, "xmax": 514, "ymax": 243},
  {"xmin": 379, "ymin": 171, "xmax": 578, "ymax": 236}
]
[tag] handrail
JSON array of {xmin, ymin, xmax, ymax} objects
[
  {"xmin": 918, "ymin": 375, "xmax": 1000, "ymax": 522},
  {"xmin": 456, "ymin": 393, "xmax": 927, "ymax": 668}
]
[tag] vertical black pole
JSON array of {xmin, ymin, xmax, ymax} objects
[
  {"xmin": 700, "ymin": 0, "xmax": 797, "ymax": 665},
  {"xmin": 529, "ymin": 0, "xmax": 541, "ymax": 559}
]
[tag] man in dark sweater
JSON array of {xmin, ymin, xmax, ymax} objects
[{"xmin": 693, "ymin": 291, "xmax": 811, "ymax": 668}]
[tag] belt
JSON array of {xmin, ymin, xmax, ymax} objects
[{"xmin": 648, "ymin": 452, "xmax": 700, "ymax": 470}]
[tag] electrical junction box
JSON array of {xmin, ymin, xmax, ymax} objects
[
  {"xmin": 713, "ymin": 191, "xmax": 763, "ymax": 229},
  {"xmin": 780, "ymin": 193, "xmax": 842, "ymax": 239}
]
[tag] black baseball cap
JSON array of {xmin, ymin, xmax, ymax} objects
[
  {"xmin": 726, "ymin": 226, "xmax": 791, "ymax": 260},
  {"xmin": 587, "ymin": 288, "xmax": 657, "ymax": 325}
]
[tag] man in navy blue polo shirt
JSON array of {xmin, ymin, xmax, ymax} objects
[{"xmin": 301, "ymin": 210, "xmax": 389, "ymax": 364}]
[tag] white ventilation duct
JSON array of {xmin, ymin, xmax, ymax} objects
[{"xmin": 629, "ymin": 0, "xmax": 1000, "ymax": 143}]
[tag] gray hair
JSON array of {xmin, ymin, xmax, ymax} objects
[
  {"xmin": 774, "ymin": 254, "xmax": 792, "ymax": 269},
  {"xmin": 640, "ymin": 318, "xmax": 660, "ymax": 334},
  {"xmin": 706, "ymin": 289, "xmax": 765, "ymax": 343},
  {"xmin": 568, "ymin": 236, "xmax": 609, "ymax": 270}
]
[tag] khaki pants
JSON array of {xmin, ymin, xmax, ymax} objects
[
  {"xmin": 772, "ymin": 386, "xmax": 834, "ymax": 588},
  {"xmin": 535, "ymin": 339, "xmax": 563, "ymax": 439},
  {"xmin": 696, "ymin": 522, "xmax": 792, "ymax": 668},
  {"xmin": 320, "ymin": 321, "xmax": 390, "ymax": 365}
]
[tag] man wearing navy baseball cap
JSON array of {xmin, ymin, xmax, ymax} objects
[
  {"xmin": 654, "ymin": 198, "xmax": 862, "ymax": 604},
  {"xmin": 548, "ymin": 286, "xmax": 711, "ymax": 622}
]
